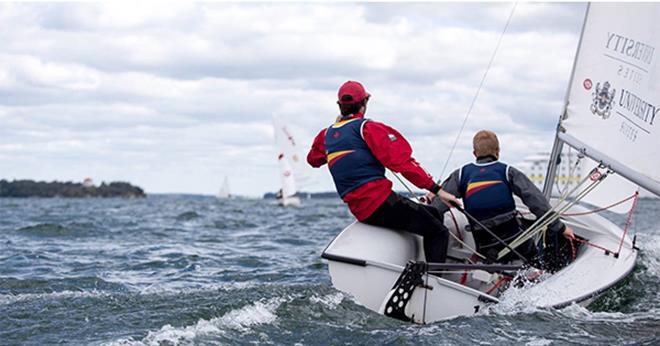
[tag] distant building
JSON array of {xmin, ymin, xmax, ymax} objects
[
  {"xmin": 516, "ymin": 151, "xmax": 584, "ymax": 194},
  {"xmin": 83, "ymin": 177, "xmax": 94, "ymax": 188}
]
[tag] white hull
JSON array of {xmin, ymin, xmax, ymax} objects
[
  {"xmin": 322, "ymin": 199, "xmax": 637, "ymax": 323},
  {"xmin": 277, "ymin": 196, "xmax": 301, "ymax": 207}
]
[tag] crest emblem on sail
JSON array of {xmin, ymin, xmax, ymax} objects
[{"xmin": 590, "ymin": 81, "xmax": 615, "ymax": 119}]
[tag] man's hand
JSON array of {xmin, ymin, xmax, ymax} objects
[
  {"xmin": 421, "ymin": 191, "xmax": 436, "ymax": 204},
  {"xmin": 438, "ymin": 190, "xmax": 461, "ymax": 208},
  {"xmin": 563, "ymin": 226, "xmax": 575, "ymax": 240}
]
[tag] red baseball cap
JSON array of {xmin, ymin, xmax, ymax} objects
[{"xmin": 337, "ymin": 81, "xmax": 371, "ymax": 105}]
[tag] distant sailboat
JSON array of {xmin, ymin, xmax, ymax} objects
[
  {"xmin": 217, "ymin": 176, "xmax": 231, "ymax": 199},
  {"xmin": 273, "ymin": 115, "xmax": 307, "ymax": 207},
  {"xmin": 276, "ymin": 153, "xmax": 301, "ymax": 207}
]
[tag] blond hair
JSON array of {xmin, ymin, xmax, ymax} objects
[{"xmin": 473, "ymin": 130, "xmax": 499, "ymax": 157}]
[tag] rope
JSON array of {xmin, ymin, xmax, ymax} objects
[
  {"xmin": 562, "ymin": 191, "xmax": 639, "ymax": 258},
  {"xmin": 391, "ymin": 171, "xmax": 486, "ymax": 260},
  {"xmin": 448, "ymin": 209, "xmax": 464, "ymax": 241},
  {"xmin": 498, "ymin": 166, "xmax": 608, "ymax": 259},
  {"xmin": 573, "ymin": 238, "xmax": 615, "ymax": 255},
  {"xmin": 570, "ymin": 238, "xmax": 576, "ymax": 262},
  {"xmin": 439, "ymin": 2, "xmax": 518, "ymax": 178},
  {"xmin": 616, "ymin": 191, "xmax": 639, "ymax": 255},
  {"xmin": 509, "ymin": 167, "xmax": 597, "ymax": 248},
  {"xmin": 561, "ymin": 193, "xmax": 637, "ymax": 216},
  {"xmin": 486, "ymin": 276, "xmax": 512, "ymax": 295}
]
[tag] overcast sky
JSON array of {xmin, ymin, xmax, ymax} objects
[{"xmin": 0, "ymin": 2, "xmax": 586, "ymax": 196}]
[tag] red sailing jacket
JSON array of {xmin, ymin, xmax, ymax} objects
[{"xmin": 307, "ymin": 113, "xmax": 439, "ymax": 220}]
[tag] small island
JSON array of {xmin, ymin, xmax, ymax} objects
[{"xmin": 0, "ymin": 179, "xmax": 146, "ymax": 198}]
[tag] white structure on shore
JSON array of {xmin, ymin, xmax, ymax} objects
[
  {"xmin": 516, "ymin": 150, "xmax": 585, "ymax": 195},
  {"xmin": 82, "ymin": 177, "xmax": 94, "ymax": 188}
]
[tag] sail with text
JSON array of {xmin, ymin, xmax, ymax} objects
[{"xmin": 558, "ymin": 3, "xmax": 660, "ymax": 196}]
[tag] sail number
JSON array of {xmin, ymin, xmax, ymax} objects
[
  {"xmin": 617, "ymin": 65, "xmax": 643, "ymax": 84},
  {"xmin": 619, "ymin": 121, "xmax": 638, "ymax": 142}
]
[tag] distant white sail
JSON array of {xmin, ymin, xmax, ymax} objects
[
  {"xmin": 559, "ymin": 3, "xmax": 660, "ymax": 196},
  {"xmin": 218, "ymin": 176, "xmax": 231, "ymax": 199},
  {"xmin": 278, "ymin": 152, "xmax": 299, "ymax": 204},
  {"xmin": 272, "ymin": 115, "xmax": 310, "ymax": 185}
]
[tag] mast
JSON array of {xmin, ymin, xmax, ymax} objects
[{"xmin": 542, "ymin": 3, "xmax": 591, "ymax": 200}]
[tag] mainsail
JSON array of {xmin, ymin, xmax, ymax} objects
[{"xmin": 556, "ymin": 3, "xmax": 660, "ymax": 196}]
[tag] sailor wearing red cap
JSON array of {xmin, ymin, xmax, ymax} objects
[{"xmin": 307, "ymin": 81, "xmax": 460, "ymax": 263}]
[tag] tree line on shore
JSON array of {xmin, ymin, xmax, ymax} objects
[{"xmin": 0, "ymin": 179, "xmax": 146, "ymax": 198}]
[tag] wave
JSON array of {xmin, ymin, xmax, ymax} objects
[
  {"xmin": 557, "ymin": 303, "xmax": 658, "ymax": 323},
  {"xmin": 0, "ymin": 289, "xmax": 111, "ymax": 306},
  {"xmin": 104, "ymin": 297, "xmax": 285, "ymax": 346},
  {"xmin": 175, "ymin": 211, "xmax": 201, "ymax": 221},
  {"xmin": 0, "ymin": 279, "xmax": 256, "ymax": 306},
  {"xmin": 309, "ymin": 292, "xmax": 345, "ymax": 309},
  {"xmin": 17, "ymin": 223, "xmax": 75, "ymax": 237}
]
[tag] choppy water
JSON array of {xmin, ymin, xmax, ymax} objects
[{"xmin": 0, "ymin": 196, "xmax": 658, "ymax": 345}]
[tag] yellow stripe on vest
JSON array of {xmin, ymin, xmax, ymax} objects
[
  {"xmin": 327, "ymin": 150, "xmax": 354, "ymax": 162},
  {"xmin": 465, "ymin": 180, "xmax": 502, "ymax": 198},
  {"xmin": 332, "ymin": 118, "xmax": 361, "ymax": 128}
]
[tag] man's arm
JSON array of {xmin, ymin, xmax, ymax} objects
[
  {"xmin": 362, "ymin": 121, "xmax": 441, "ymax": 193},
  {"xmin": 431, "ymin": 169, "xmax": 461, "ymax": 212},
  {"xmin": 307, "ymin": 129, "xmax": 328, "ymax": 168},
  {"xmin": 508, "ymin": 166, "xmax": 567, "ymax": 236}
]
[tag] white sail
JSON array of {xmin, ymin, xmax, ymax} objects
[
  {"xmin": 278, "ymin": 152, "xmax": 298, "ymax": 200},
  {"xmin": 218, "ymin": 176, "xmax": 231, "ymax": 199},
  {"xmin": 272, "ymin": 115, "xmax": 310, "ymax": 185},
  {"xmin": 558, "ymin": 3, "xmax": 660, "ymax": 196}
]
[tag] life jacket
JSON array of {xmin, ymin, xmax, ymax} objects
[
  {"xmin": 459, "ymin": 161, "xmax": 516, "ymax": 222},
  {"xmin": 324, "ymin": 118, "xmax": 385, "ymax": 197}
]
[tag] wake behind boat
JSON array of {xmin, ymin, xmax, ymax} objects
[{"xmin": 321, "ymin": 3, "xmax": 657, "ymax": 323}]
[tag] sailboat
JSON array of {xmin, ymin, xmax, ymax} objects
[
  {"xmin": 273, "ymin": 115, "xmax": 306, "ymax": 207},
  {"xmin": 276, "ymin": 152, "xmax": 301, "ymax": 207},
  {"xmin": 217, "ymin": 176, "xmax": 231, "ymax": 199},
  {"xmin": 321, "ymin": 3, "xmax": 658, "ymax": 323}
]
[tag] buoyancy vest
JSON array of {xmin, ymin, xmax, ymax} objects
[
  {"xmin": 459, "ymin": 161, "xmax": 516, "ymax": 222},
  {"xmin": 324, "ymin": 118, "xmax": 385, "ymax": 197}
]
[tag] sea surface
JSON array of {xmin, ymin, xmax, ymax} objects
[{"xmin": 1, "ymin": 195, "xmax": 658, "ymax": 345}]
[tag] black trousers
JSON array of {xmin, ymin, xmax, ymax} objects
[
  {"xmin": 363, "ymin": 192, "xmax": 449, "ymax": 263},
  {"xmin": 473, "ymin": 218, "xmax": 537, "ymax": 263}
]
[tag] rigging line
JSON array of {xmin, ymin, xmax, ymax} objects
[
  {"xmin": 503, "ymin": 165, "xmax": 599, "ymax": 251},
  {"xmin": 616, "ymin": 191, "xmax": 639, "ymax": 255},
  {"xmin": 507, "ymin": 176, "xmax": 603, "ymax": 251},
  {"xmin": 499, "ymin": 168, "xmax": 608, "ymax": 259},
  {"xmin": 561, "ymin": 193, "xmax": 637, "ymax": 216},
  {"xmin": 439, "ymin": 2, "xmax": 518, "ymax": 179},
  {"xmin": 390, "ymin": 170, "xmax": 486, "ymax": 260}
]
